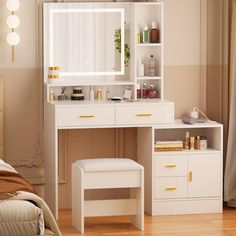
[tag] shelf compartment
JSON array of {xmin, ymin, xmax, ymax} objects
[
  {"xmin": 154, "ymin": 148, "xmax": 221, "ymax": 156},
  {"xmin": 137, "ymin": 76, "xmax": 162, "ymax": 80},
  {"xmin": 46, "ymin": 80, "xmax": 136, "ymax": 87},
  {"xmin": 137, "ymin": 43, "xmax": 162, "ymax": 47}
]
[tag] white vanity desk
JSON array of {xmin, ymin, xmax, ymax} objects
[
  {"xmin": 43, "ymin": 2, "xmax": 223, "ymax": 219},
  {"xmin": 44, "ymin": 99, "xmax": 174, "ymax": 218}
]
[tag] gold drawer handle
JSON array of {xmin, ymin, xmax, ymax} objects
[
  {"xmin": 136, "ymin": 113, "xmax": 152, "ymax": 117},
  {"xmin": 79, "ymin": 115, "xmax": 95, "ymax": 118},
  {"xmin": 189, "ymin": 171, "xmax": 192, "ymax": 182},
  {"xmin": 165, "ymin": 164, "xmax": 176, "ymax": 168},
  {"xmin": 165, "ymin": 187, "xmax": 176, "ymax": 191}
]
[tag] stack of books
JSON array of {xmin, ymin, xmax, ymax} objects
[{"xmin": 154, "ymin": 140, "xmax": 183, "ymax": 152}]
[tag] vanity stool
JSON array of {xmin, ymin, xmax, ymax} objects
[{"xmin": 72, "ymin": 158, "xmax": 144, "ymax": 233}]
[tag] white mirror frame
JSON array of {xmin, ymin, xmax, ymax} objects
[{"xmin": 49, "ymin": 8, "xmax": 125, "ymax": 77}]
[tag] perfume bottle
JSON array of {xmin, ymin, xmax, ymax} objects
[
  {"xmin": 96, "ymin": 88, "xmax": 102, "ymax": 100},
  {"xmin": 49, "ymin": 88, "xmax": 54, "ymax": 101},
  {"xmin": 150, "ymin": 21, "xmax": 159, "ymax": 43},
  {"xmin": 89, "ymin": 86, "xmax": 94, "ymax": 101},
  {"xmin": 142, "ymin": 83, "xmax": 147, "ymax": 98},
  {"xmin": 106, "ymin": 88, "xmax": 111, "ymax": 100},
  {"xmin": 137, "ymin": 27, "xmax": 141, "ymax": 44},
  {"xmin": 142, "ymin": 24, "xmax": 150, "ymax": 43},
  {"xmin": 148, "ymin": 55, "xmax": 156, "ymax": 76},
  {"xmin": 148, "ymin": 84, "xmax": 158, "ymax": 98}
]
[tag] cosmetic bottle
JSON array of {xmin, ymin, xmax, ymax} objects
[
  {"xmin": 195, "ymin": 136, "xmax": 201, "ymax": 150},
  {"xmin": 106, "ymin": 88, "xmax": 111, "ymax": 100},
  {"xmin": 96, "ymin": 88, "xmax": 102, "ymax": 100},
  {"xmin": 89, "ymin": 86, "xmax": 94, "ymax": 101},
  {"xmin": 49, "ymin": 89, "xmax": 54, "ymax": 101},
  {"xmin": 143, "ymin": 24, "xmax": 150, "ymax": 43},
  {"xmin": 137, "ymin": 27, "xmax": 141, "ymax": 44},
  {"xmin": 150, "ymin": 21, "xmax": 159, "ymax": 43},
  {"xmin": 148, "ymin": 84, "xmax": 158, "ymax": 98},
  {"xmin": 190, "ymin": 137, "xmax": 195, "ymax": 150},
  {"xmin": 148, "ymin": 55, "xmax": 156, "ymax": 76},
  {"xmin": 184, "ymin": 131, "xmax": 190, "ymax": 149},
  {"xmin": 137, "ymin": 59, "xmax": 144, "ymax": 77},
  {"xmin": 142, "ymin": 83, "xmax": 147, "ymax": 99},
  {"xmin": 137, "ymin": 84, "xmax": 141, "ymax": 99}
]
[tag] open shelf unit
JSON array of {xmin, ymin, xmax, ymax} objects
[{"xmin": 137, "ymin": 120, "xmax": 223, "ymax": 216}]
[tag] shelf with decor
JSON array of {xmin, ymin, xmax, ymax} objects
[
  {"xmin": 137, "ymin": 120, "xmax": 223, "ymax": 216},
  {"xmin": 134, "ymin": 2, "xmax": 164, "ymax": 100}
]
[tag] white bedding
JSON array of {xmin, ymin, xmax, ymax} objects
[
  {"xmin": 0, "ymin": 160, "xmax": 62, "ymax": 236},
  {"xmin": 0, "ymin": 199, "xmax": 45, "ymax": 236}
]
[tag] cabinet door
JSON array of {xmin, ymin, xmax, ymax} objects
[{"xmin": 188, "ymin": 154, "xmax": 221, "ymax": 198}]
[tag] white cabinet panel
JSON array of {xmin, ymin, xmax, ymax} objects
[
  {"xmin": 154, "ymin": 155, "xmax": 187, "ymax": 177},
  {"xmin": 188, "ymin": 154, "xmax": 221, "ymax": 198},
  {"xmin": 57, "ymin": 106, "xmax": 115, "ymax": 127},
  {"xmin": 154, "ymin": 177, "xmax": 187, "ymax": 199},
  {"xmin": 116, "ymin": 103, "xmax": 174, "ymax": 125}
]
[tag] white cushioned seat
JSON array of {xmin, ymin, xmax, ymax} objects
[
  {"xmin": 74, "ymin": 158, "xmax": 143, "ymax": 172},
  {"xmin": 72, "ymin": 158, "xmax": 144, "ymax": 233}
]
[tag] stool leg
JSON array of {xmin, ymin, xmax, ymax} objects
[
  {"xmin": 72, "ymin": 164, "xmax": 84, "ymax": 233},
  {"xmin": 130, "ymin": 170, "xmax": 144, "ymax": 231}
]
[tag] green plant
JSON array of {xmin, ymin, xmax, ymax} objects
[{"xmin": 114, "ymin": 29, "xmax": 130, "ymax": 66}]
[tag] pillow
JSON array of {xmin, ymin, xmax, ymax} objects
[
  {"xmin": 0, "ymin": 159, "xmax": 17, "ymax": 173},
  {"xmin": 0, "ymin": 199, "xmax": 45, "ymax": 235}
]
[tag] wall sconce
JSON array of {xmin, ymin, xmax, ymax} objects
[{"xmin": 6, "ymin": 0, "xmax": 20, "ymax": 63}]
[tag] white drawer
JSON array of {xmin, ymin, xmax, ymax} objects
[
  {"xmin": 154, "ymin": 177, "xmax": 187, "ymax": 199},
  {"xmin": 116, "ymin": 103, "xmax": 174, "ymax": 125},
  {"xmin": 57, "ymin": 106, "xmax": 115, "ymax": 127},
  {"xmin": 154, "ymin": 155, "xmax": 187, "ymax": 177}
]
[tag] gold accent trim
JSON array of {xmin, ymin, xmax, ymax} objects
[
  {"xmin": 48, "ymin": 74, "xmax": 59, "ymax": 79},
  {"xmin": 79, "ymin": 115, "xmax": 95, "ymax": 118},
  {"xmin": 165, "ymin": 164, "xmax": 177, "ymax": 168},
  {"xmin": 136, "ymin": 113, "xmax": 152, "ymax": 117},
  {"xmin": 165, "ymin": 187, "xmax": 176, "ymax": 191},
  {"xmin": 189, "ymin": 171, "xmax": 193, "ymax": 182}
]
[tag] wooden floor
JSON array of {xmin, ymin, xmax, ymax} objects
[{"xmin": 58, "ymin": 208, "xmax": 236, "ymax": 236}]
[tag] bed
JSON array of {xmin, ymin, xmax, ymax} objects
[{"xmin": 0, "ymin": 159, "xmax": 62, "ymax": 236}]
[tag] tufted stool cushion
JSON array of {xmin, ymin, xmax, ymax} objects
[{"xmin": 74, "ymin": 158, "xmax": 143, "ymax": 172}]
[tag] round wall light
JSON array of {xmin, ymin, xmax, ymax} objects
[
  {"xmin": 7, "ymin": 15, "xmax": 20, "ymax": 29},
  {"xmin": 6, "ymin": 0, "xmax": 20, "ymax": 12},
  {"xmin": 7, "ymin": 32, "xmax": 20, "ymax": 46}
]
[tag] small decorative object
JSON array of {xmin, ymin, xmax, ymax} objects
[
  {"xmin": 137, "ymin": 59, "xmax": 144, "ymax": 77},
  {"xmin": 137, "ymin": 27, "xmax": 141, "ymax": 43},
  {"xmin": 148, "ymin": 55, "xmax": 156, "ymax": 76},
  {"xmin": 142, "ymin": 83, "xmax": 147, "ymax": 99},
  {"xmin": 106, "ymin": 88, "xmax": 111, "ymax": 100},
  {"xmin": 190, "ymin": 137, "xmax": 195, "ymax": 150},
  {"xmin": 137, "ymin": 84, "xmax": 141, "ymax": 99},
  {"xmin": 49, "ymin": 88, "xmax": 54, "ymax": 101},
  {"xmin": 71, "ymin": 87, "xmax": 84, "ymax": 100},
  {"xmin": 123, "ymin": 87, "xmax": 132, "ymax": 100},
  {"xmin": 6, "ymin": 0, "xmax": 20, "ymax": 63},
  {"xmin": 114, "ymin": 29, "xmax": 130, "ymax": 66},
  {"xmin": 150, "ymin": 21, "xmax": 159, "ymax": 43},
  {"xmin": 58, "ymin": 87, "xmax": 67, "ymax": 100},
  {"xmin": 148, "ymin": 84, "xmax": 158, "ymax": 98},
  {"xmin": 142, "ymin": 23, "xmax": 150, "ymax": 43},
  {"xmin": 89, "ymin": 86, "xmax": 94, "ymax": 101},
  {"xmin": 200, "ymin": 136, "xmax": 207, "ymax": 150},
  {"xmin": 48, "ymin": 66, "xmax": 60, "ymax": 83},
  {"xmin": 96, "ymin": 88, "xmax": 102, "ymax": 100}
]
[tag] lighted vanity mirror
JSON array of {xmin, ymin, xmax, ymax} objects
[{"xmin": 45, "ymin": 4, "xmax": 125, "ymax": 77}]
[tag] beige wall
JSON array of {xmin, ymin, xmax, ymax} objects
[{"xmin": 0, "ymin": 0, "xmax": 225, "ymax": 208}]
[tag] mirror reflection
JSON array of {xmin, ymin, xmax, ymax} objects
[{"xmin": 51, "ymin": 9, "xmax": 124, "ymax": 75}]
